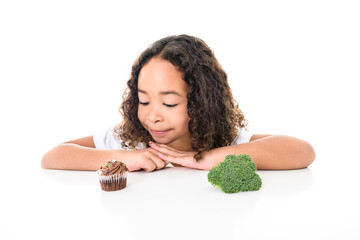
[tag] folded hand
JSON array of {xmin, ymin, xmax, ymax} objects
[{"xmin": 149, "ymin": 141, "xmax": 205, "ymax": 170}]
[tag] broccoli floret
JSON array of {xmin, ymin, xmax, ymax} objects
[{"xmin": 208, "ymin": 154, "xmax": 262, "ymax": 193}]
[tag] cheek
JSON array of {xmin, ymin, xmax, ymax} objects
[
  {"xmin": 176, "ymin": 109, "xmax": 190, "ymax": 131},
  {"xmin": 137, "ymin": 108, "xmax": 144, "ymax": 123}
]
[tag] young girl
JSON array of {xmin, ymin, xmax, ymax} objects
[{"xmin": 41, "ymin": 34, "xmax": 315, "ymax": 172}]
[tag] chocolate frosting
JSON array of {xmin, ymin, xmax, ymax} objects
[{"xmin": 98, "ymin": 160, "xmax": 128, "ymax": 176}]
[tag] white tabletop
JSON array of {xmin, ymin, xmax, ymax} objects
[{"xmin": 2, "ymin": 148, "xmax": 359, "ymax": 240}]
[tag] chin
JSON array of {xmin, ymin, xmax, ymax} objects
[
  {"xmin": 153, "ymin": 139, "xmax": 170, "ymax": 144},
  {"xmin": 152, "ymin": 136, "xmax": 175, "ymax": 145}
]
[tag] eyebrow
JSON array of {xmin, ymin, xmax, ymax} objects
[{"xmin": 138, "ymin": 89, "xmax": 182, "ymax": 97}]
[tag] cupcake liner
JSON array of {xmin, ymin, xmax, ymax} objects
[{"xmin": 97, "ymin": 172, "xmax": 127, "ymax": 191}]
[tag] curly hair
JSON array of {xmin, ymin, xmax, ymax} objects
[{"xmin": 115, "ymin": 34, "xmax": 248, "ymax": 160}]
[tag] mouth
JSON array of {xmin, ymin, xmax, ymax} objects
[{"xmin": 150, "ymin": 129, "xmax": 170, "ymax": 136}]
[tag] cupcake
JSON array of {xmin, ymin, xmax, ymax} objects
[{"xmin": 97, "ymin": 160, "xmax": 128, "ymax": 191}]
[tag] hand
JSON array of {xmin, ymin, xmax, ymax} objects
[
  {"xmin": 149, "ymin": 141, "xmax": 206, "ymax": 170},
  {"xmin": 121, "ymin": 148, "xmax": 169, "ymax": 172}
]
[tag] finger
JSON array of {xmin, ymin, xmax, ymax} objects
[
  {"xmin": 147, "ymin": 148, "xmax": 167, "ymax": 170},
  {"xmin": 151, "ymin": 155, "xmax": 167, "ymax": 170},
  {"xmin": 149, "ymin": 141, "xmax": 179, "ymax": 152},
  {"xmin": 149, "ymin": 142, "xmax": 183, "ymax": 156},
  {"xmin": 158, "ymin": 153, "xmax": 182, "ymax": 166},
  {"xmin": 141, "ymin": 158, "xmax": 157, "ymax": 172}
]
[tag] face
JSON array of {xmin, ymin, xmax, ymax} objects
[{"xmin": 137, "ymin": 57, "xmax": 192, "ymax": 151}]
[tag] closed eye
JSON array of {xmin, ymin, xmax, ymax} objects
[
  {"xmin": 164, "ymin": 104, "xmax": 178, "ymax": 107},
  {"xmin": 139, "ymin": 102, "xmax": 178, "ymax": 108}
]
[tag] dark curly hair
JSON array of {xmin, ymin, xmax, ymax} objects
[{"xmin": 115, "ymin": 34, "xmax": 248, "ymax": 160}]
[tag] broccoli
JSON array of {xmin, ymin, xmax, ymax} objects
[{"xmin": 207, "ymin": 154, "xmax": 262, "ymax": 193}]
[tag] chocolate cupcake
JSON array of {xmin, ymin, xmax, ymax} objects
[{"xmin": 97, "ymin": 160, "xmax": 128, "ymax": 191}]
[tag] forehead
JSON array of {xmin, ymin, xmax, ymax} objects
[{"xmin": 138, "ymin": 57, "xmax": 188, "ymax": 95}]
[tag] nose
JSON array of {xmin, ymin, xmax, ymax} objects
[{"xmin": 146, "ymin": 104, "xmax": 164, "ymax": 123}]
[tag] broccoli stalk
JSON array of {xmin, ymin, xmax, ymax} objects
[{"xmin": 208, "ymin": 154, "xmax": 262, "ymax": 193}]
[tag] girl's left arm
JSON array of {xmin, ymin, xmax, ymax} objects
[{"xmin": 150, "ymin": 135, "xmax": 316, "ymax": 170}]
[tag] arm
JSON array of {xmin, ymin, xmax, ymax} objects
[
  {"xmin": 203, "ymin": 135, "xmax": 316, "ymax": 170},
  {"xmin": 149, "ymin": 134, "xmax": 316, "ymax": 171},
  {"xmin": 41, "ymin": 136, "xmax": 168, "ymax": 172}
]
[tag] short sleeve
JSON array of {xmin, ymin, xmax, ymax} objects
[
  {"xmin": 232, "ymin": 128, "xmax": 253, "ymax": 145},
  {"xmin": 93, "ymin": 126, "xmax": 123, "ymax": 150},
  {"xmin": 93, "ymin": 126, "xmax": 147, "ymax": 150}
]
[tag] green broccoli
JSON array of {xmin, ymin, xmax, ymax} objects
[{"xmin": 207, "ymin": 154, "xmax": 262, "ymax": 193}]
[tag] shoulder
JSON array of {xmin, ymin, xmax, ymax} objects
[
  {"xmin": 232, "ymin": 129, "xmax": 273, "ymax": 144},
  {"xmin": 93, "ymin": 126, "xmax": 146, "ymax": 150},
  {"xmin": 232, "ymin": 128, "xmax": 253, "ymax": 145},
  {"xmin": 249, "ymin": 134, "xmax": 272, "ymax": 141}
]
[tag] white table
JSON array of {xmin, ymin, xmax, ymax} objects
[{"xmin": 2, "ymin": 152, "xmax": 359, "ymax": 240}]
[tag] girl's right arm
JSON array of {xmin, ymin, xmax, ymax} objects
[{"xmin": 41, "ymin": 136, "xmax": 167, "ymax": 172}]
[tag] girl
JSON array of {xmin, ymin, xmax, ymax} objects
[{"xmin": 41, "ymin": 34, "xmax": 315, "ymax": 172}]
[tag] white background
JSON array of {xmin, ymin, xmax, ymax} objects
[{"xmin": 1, "ymin": 0, "xmax": 359, "ymax": 239}]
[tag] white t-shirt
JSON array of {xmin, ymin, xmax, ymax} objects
[{"xmin": 93, "ymin": 126, "xmax": 253, "ymax": 150}]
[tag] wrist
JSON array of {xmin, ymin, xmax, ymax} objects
[
  {"xmin": 114, "ymin": 149, "xmax": 131, "ymax": 167},
  {"xmin": 199, "ymin": 150, "xmax": 217, "ymax": 171}
]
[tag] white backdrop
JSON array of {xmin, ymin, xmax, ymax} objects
[{"xmin": 1, "ymin": 1, "xmax": 359, "ymax": 239}]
